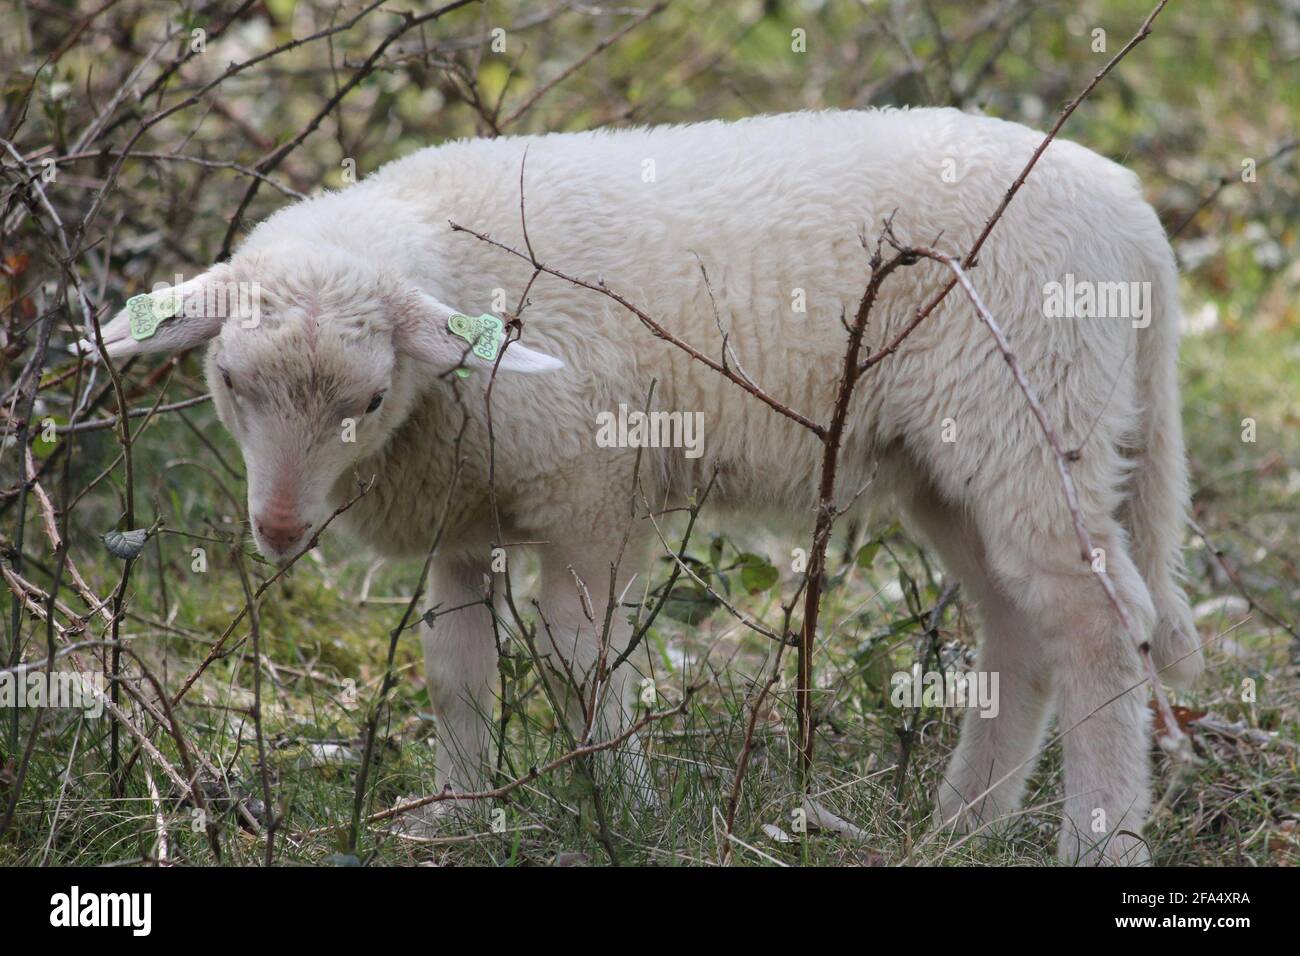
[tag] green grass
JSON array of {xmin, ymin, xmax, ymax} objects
[{"xmin": 4, "ymin": 301, "xmax": 1296, "ymax": 867}]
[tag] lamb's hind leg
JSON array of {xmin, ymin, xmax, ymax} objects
[
  {"xmin": 1040, "ymin": 529, "xmax": 1155, "ymax": 865},
  {"xmin": 899, "ymin": 483, "xmax": 1056, "ymax": 838},
  {"xmin": 974, "ymin": 511, "xmax": 1155, "ymax": 865}
]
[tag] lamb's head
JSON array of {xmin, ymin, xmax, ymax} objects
[{"xmin": 95, "ymin": 248, "xmax": 562, "ymax": 563}]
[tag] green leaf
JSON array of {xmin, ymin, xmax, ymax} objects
[
  {"xmin": 265, "ymin": 0, "xmax": 298, "ymax": 26},
  {"xmin": 708, "ymin": 535, "xmax": 725, "ymax": 568},
  {"xmin": 735, "ymin": 552, "xmax": 779, "ymax": 594},
  {"xmin": 852, "ymin": 642, "xmax": 896, "ymax": 696},
  {"xmin": 500, "ymin": 654, "xmax": 532, "ymax": 681},
  {"xmin": 855, "ymin": 540, "xmax": 881, "ymax": 570},
  {"xmin": 662, "ymin": 585, "xmax": 720, "ymax": 625},
  {"xmin": 102, "ymin": 528, "xmax": 147, "ymax": 560}
]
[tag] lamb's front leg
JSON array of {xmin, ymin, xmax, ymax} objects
[{"xmin": 422, "ymin": 556, "xmax": 498, "ymax": 797}]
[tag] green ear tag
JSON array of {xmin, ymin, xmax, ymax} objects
[
  {"xmin": 447, "ymin": 312, "xmax": 506, "ymax": 373},
  {"xmin": 127, "ymin": 290, "xmax": 183, "ymax": 341}
]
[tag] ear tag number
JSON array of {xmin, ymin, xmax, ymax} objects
[
  {"xmin": 127, "ymin": 290, "xmax": 183, "ymax": 341},
  {"xmin": 447, "ymin": 313, "xmax": 505, "ymax": 377}
]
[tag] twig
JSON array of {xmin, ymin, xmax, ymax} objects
[
  {"xmin": 500, "ymin": 2, "xmax": 669, "ymax": 128},
  {"xmin": 906, "ymin": 245, "xmax": 1185, "ymax": 752},
  {"xmin": 448, "ymin": 221, "xmax": 826, "ymax": 436},
  {"xmin": 1189, "ymin": 517, "xmax": 1299, "ymax": 642},
  {"xmin": 44, "ymin": 393, "xmax": 213, "ymax": 434}
]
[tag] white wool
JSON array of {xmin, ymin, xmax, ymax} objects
[{"xmin": 99, "ymin": 108, "xmax": 1200, "ymax": 863}]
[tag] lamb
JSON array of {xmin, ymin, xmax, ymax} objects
[{"xmin": 94, "ymin": 108, "xmax": 1203, "ymax": 864}]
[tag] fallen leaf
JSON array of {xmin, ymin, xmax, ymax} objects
[
  {"xmin": 802, "ymin": 796, "xmax": 870, "ymax": 842},
  {"xmin": 762, "ymin": 823, "xmax": 794, "ymax": 844}
]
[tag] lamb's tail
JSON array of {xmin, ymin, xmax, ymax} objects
[{"xmin": 1127, "ymin": 243, "xmax": 1202, "ymax": 689}]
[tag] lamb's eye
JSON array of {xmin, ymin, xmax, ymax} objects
[
  {"xmin": 365, "ymin": 391, "xmax": 385, "ymax": 414},
  {"xmin": 220, "ymin": 368, "xmax": 233, "ymax": 391}
]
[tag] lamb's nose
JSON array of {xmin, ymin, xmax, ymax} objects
[{"xmin": 254, "ymin": 511, "xmax": 309, "ymax": 556}]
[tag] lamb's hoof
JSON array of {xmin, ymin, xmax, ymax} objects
[
  {"xmin": 931, "ymin": 791, "xmax": 1010, "ymax": 840},
  {"xmin": 1058, "ymin": 828, "xmax": 1151, "ymax": 866},
  {"xmin": 1152, "ymin": 619, "xmax": 1205, "ymax": 690}
]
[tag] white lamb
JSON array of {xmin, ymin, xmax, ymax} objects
[{"xmin": 96, "ymin": 108, "xmax": 1202, "ymax": 864}]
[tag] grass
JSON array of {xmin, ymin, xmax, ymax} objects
[{"xmin": 3, "ymin": 297, "xmax": 1296, "ymax": 867}]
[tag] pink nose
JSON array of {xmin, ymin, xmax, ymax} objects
[{"xmin": 254, "ymin": 510, "xmax": 309, "ymax": 555}]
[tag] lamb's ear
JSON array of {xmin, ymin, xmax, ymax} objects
[
  {"xmin": 391, "ymin": 289, "xmax": 563, "ymax": 373},
  {"xmin": 82, "ymin": 268, "xmax": 232, "ymax": 361}
]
